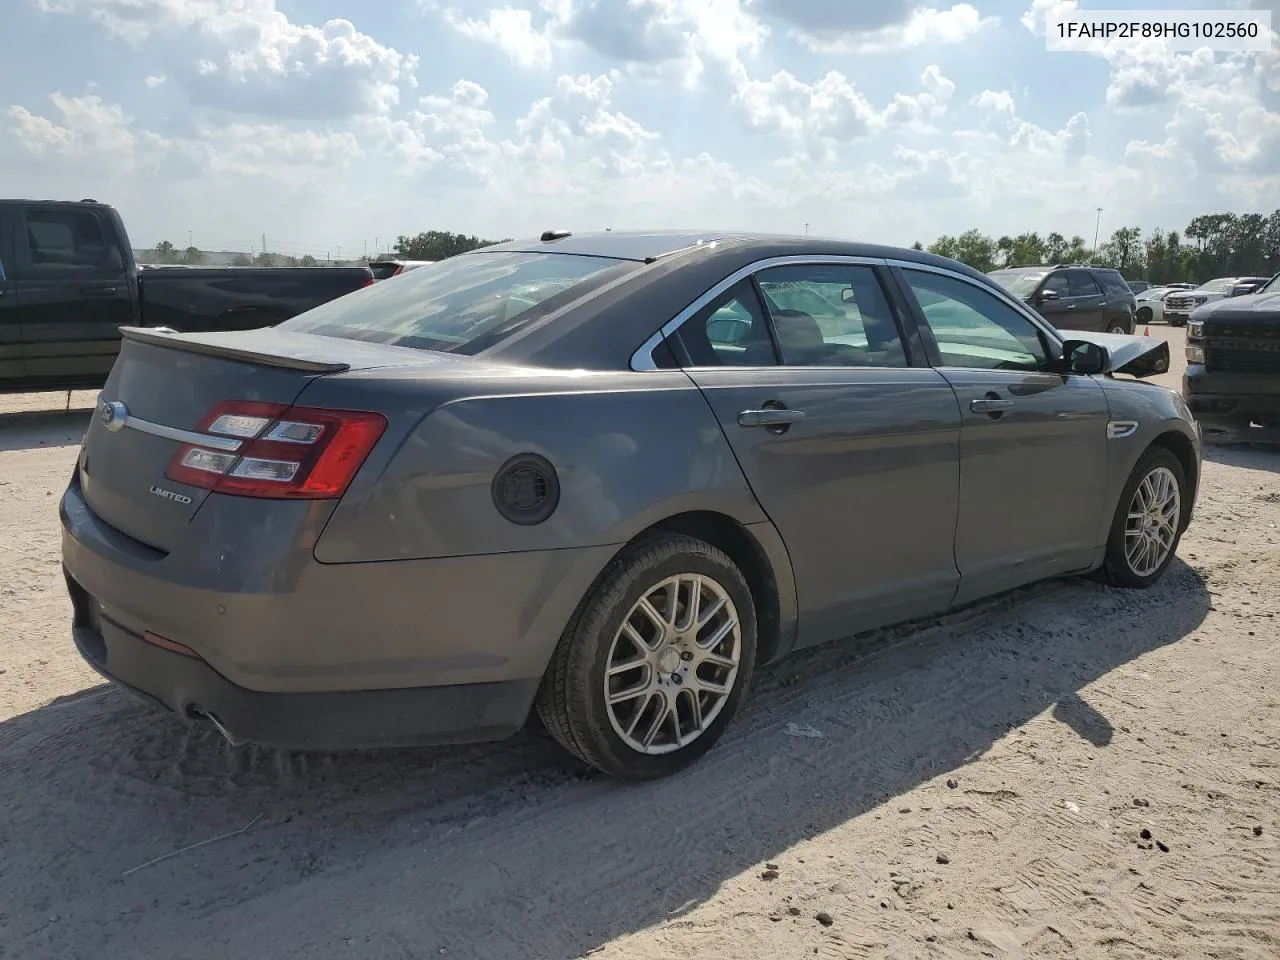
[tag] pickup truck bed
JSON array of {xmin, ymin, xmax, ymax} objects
[{"xmin": 0, "ymin": 199, "xmax": 373, "ymax": 393}]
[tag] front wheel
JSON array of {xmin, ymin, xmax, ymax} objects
[
  {"xmin": 536, "ymin": 534, "xmax": 757, "ymax": 780},
  {"xmin": 1136, "ymin": 307, "xmax": 1153, "ymax": 325},
  {"xmin": 1099, "ymin": 447, "xmax": 1188, "ymax": 588}
]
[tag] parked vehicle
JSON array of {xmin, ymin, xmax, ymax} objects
[
  {"xmin": 1135, "ymin": 286, "xmax": 1179, "ymax": 325},
  {"xmin": 1184, "ymin": 272, "xmax": 1280, "ymax": 442},
  {"xmin": 368, "ymin": 259, "xmax": 434, "ymax": 280},
  {"xmin": 1164, "ymin": 277, "xmax": 1259, "ymax": 327},
  {"xmin": 63, "ymin": 230, "xmax": 1198, "ymax": 780},
  {"xmin": 1227, "ymin": 277, "xmax": 1270, "ymax": 298},
  {"xmin": 987, "ymin": 264, "xmax": 1137, "ymax": 334},
  {"xmin": 0, "ymin": 199, "xmax": 373, "ymax": 392},
  {"xmin": 1127, "ymin": 280, "xmax": 1153, "ymax": 294}
]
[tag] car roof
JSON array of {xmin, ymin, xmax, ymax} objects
[
  {"xmin": 477, "ymin": 230, "xmax": 1000, "ymax": 369},
  {"xmin": 478, "ymin": 230, "xmax": 985, "ymax": 270}
]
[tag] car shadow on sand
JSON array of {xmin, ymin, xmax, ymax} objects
[{"xmin": 0, "ymin": 560, "xmax": 1210, "ymax": 959}]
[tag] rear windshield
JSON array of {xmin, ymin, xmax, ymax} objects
[
  {"xmin": 988, "ymin": 270, "xmax": 1048, "ymax": 298},
  {"xmin": 280, "ymin": 251, "xmax": 630, "ymax": 353}
]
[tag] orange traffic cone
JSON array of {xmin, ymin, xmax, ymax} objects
[{"xmin": 1143, "ymin": 324, "xmax": 1150, "ymax": 336}]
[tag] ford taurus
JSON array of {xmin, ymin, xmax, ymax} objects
[{"xmin": 61, "ymin": 231, "xmax": 1200, "ymax": 780}]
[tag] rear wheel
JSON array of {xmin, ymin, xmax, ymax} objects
[
  {"xmin": 1136, "ymin": 307, "xmax": 1153, "ymax": 325},
  {"xmin": 1099, "ymin": 447, "xmax": 1187, "ymax": 588},
  {"xmin": 1108, "ymin": 318, "xmax": 1133, "ymax": 335},
  {"xmin": 536, "ymin": 534, "xmax": 757, "ymax": 780}
]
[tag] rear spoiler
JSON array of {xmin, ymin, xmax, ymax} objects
[{"xmin": 120, "ymin": 327, "xmax": 351, "ymax": 374}]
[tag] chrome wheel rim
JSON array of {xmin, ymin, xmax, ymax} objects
[
  {"xmin": 603, "ymin": 574, "xmax": 742, "ymax": 755},
  {"xmin": 1110, "ymin": 324, "xmax": 1128, "ymax": 334},
  {"xmin": 1124, "ymin": 466, "xmax": 1181, "ymax": 577}
]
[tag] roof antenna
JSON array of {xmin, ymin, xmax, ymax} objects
[{"xmin": 540, "ymin": 229, "xmax": 572, "ymax": 242}]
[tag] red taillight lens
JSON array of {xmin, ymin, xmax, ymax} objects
[{"xmin": 165, "ymin": 401, "xmax": 386, "ymax": 499}]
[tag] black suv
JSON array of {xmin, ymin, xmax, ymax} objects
[{"xmin": 987, "ymin": 264, "xmax": 1138, "ymax": 334}]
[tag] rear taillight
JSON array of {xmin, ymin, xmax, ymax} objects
[{"xmin": 165, "ymin": 400, "xmax": 386, "ymax": 499}]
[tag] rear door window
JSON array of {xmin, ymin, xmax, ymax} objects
[
  {"xmin": 19, "ymin": 207, "xmax": 122, "ymax": 274},
  {"xmin": 1067, "ymin": 270, "xmax": 1101, "ymax": 298},
  {"xmin": 669, "ymin": 280, "xmax": 778, "ymax": 366},
  {"xmin": 754, "ymin": 263, "xmax": 907, "ymax": 367}
]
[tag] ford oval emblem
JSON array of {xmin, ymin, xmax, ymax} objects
[{"xmin": 101, "ymin": 400, "xmax": 128, "ymax": 432}]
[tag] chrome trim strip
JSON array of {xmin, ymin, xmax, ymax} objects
[
  {"xmin": 100, "ymin": 399, "xmax": 244, "ymax": 452},
  {"xmin": 1107, "ymin": 420, "xmax": 1139, "ymax": 440},
  {"xmin": 882, "ymin": 258, "xmax": 1066, "ymax": 349},
  {"xmin": 127, "ymin": 416, "xmax": 244, "ymax": 451},
  {"xmin": 629, "ymin": 254, "xmax": 889, "ymax": 371}
]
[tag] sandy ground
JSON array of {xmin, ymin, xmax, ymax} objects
[{"xmin": 2, "ymin": 326, "xmax": 1278, "ymax": 959}]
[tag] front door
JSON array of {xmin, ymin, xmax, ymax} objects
[
  {"xmin": 14, "ymin": 203, "xmax": 132, "ymax": 386},
  {"xmin": 897, "ymin": 267, "xmax": 1110, "ymax": 604},
  {"xmin": 669, "ymin": 265, "xmax": 964, "ymax": 648}
]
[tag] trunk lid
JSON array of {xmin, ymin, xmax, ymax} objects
[{"xmin": 77, "ymin": 327, "xmax": 437, "ymax": 550}]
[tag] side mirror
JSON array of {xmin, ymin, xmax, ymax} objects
[
  {"xmin": 1037, "ymin": 288, "xmax": 1059, "ymax": 302},
  {"xmin": 1062, "ymin": 339, "xmax": 1108, "ymax": 375}
]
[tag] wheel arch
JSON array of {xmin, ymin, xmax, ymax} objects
[{"xmin": 1147, "ymin": 428, "xmax": 1199, "ymax": 528}]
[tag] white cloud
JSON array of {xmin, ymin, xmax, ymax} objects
[
  {"xmin": 437, "ymin": 0, "xmax": 766, "ymax": 84},
  {"xmin": 790, "ymin": 4, "xmax": 997, "ymax": 54},
  {"xmin": 973, "ymin": 89, "xmax": 1015, "ymax": 114},
  {"xmin": 446, "ymin": 6, "xmax": 554, "ymax": 69},
  {"xmin": 41, "ymin": 0, "xmax": 418, "ymax": 119}
]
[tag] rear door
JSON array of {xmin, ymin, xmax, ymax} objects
[
  {"xmin": 671, "ymin": 260, "xmax": 964, "ymax": 648},
  {"xmin": 1064, "ymin": 269, "xmax": 1106, "ymax": 331},
  {"xmin": 13, "ymin": 203, "xmax": 133, "ymax": 385},
  {"xmin": 896, "ymin": 266, "xmax": 1109, "ymax": 604},
  {"xmin": 0, "ymin": 208, "xmax": 22, "ymax": 384}
]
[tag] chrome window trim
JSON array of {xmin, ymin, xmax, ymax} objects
[
  {"xmin": 884, "ymin": 258, "xmax": 1066, "ymax": 351},
  {"xmin": 629, "ymin": 254, "xmax": 889, "ymax": 371}
]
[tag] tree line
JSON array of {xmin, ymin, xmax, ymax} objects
[{"xmin": 916, "ymin": 210, "xmax": 1280, "ymax": 284}]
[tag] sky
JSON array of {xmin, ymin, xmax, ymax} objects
[{"xmin": 1, "ymin": 0, "xmax": 1276, "ymax": 260}]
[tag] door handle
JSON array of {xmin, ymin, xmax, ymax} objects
[
  {"xmin": 79, "ymin": 285, "xmax": 119, "ymax": 296},
  {"xmin": 1066, "ymin": 303, "xmax": 1076, "ymax": 310},
  {"xmin": 738, "ymin": 408, "xmax": 806, "ymax": 428},
  {"xmin": 970, "ymin": 398, "xmax": 1014, "ymax": 414}
]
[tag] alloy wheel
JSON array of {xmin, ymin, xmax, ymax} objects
[
  {"xmin": 603, "ymin": 574, "xmax": 742, "ymax": 755},
  {"xmin": 1124, "ymin": 465, "xmax": 1181, "ymax": 577}
]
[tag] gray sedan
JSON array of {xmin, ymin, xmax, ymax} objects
[{"xmin": 62, "ymin": 231, "xmax": 1200, "ymax": 780}]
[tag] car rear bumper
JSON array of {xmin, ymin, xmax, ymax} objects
[
  {"xmin": 1183, "ymin": 366, "xmax": 1280, "ymax": 440},
  {"xmin": 61, "ymin": 476, "xmax": 619, "ymax": 747},
  {"xmin": 68, "ymin": 585, "xmax": 538, "ymax": 750}
]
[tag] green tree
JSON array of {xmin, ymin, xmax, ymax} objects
[
  {"xmin": 230, "ymin": 253, "xmax": 252, "ymax": 266},
  {"xmin": 394, "ymin": 230, "xmax": 501, "ymax": 260},
  {"xmin": 996, "ymin": 232, "xmax": 1048, "ymax": 268},
  {"xmin": 1100, "ymin": 226, "xmax": 1144, "ymax": 276},
  {"xmin": 152, "ymin": 240, "xmax": 180, "ymax": 264},
  {"xmin": 929, "ymin": 229, "xmax": 998, "ymax": 272},
  {"xmin": 300, "ymin": 254, "xmax": 318, "ymax": 267},
  {"xmin": 181, "ymin": 246, "xmax": 206, "ymax": 265}
]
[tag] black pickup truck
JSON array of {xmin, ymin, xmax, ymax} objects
[
  {"xmin": 1184, "ymin": 272, "xmax": 1280, "ymax": 442},
  {"xmin": 0, "ymin": 199, "xmax": 373, "ymax": 393}
]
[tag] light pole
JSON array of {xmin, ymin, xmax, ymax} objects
[{"xmin": 1093, "ymin": 207, "xmax": 1102, "ymax": 259}]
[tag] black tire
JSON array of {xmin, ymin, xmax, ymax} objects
[
  {"xmin": 535, "ymin": 534, "xmax": 757, "ymax": 780},
  {"xmin": 1136, "ymin": 307, "xmax": 1153, "ymax": 325},
  {"xmin": 1099, "ymin": 447, "xmax": 1188, "ymax": 589},
  {"xmin": 1168, "ymin": 316, "xmax": 1186, "ymax": 328}
]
